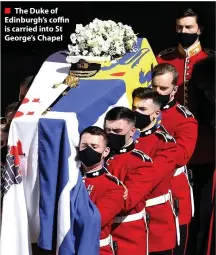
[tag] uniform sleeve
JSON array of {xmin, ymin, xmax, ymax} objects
[
  {"xmin": 96, "ymin": 185, "xmax": 124, "ymax": 227},
  {"xmin": 124, "ymin": 161, "xmax": 155, "ymax": 211},
  {"xmin": 151, "ymin": 142, "xmax": 178, "ymax": 188},
  {"xmin": 174, "ymin": 118, "xmax": 198, "ymax": 166}
]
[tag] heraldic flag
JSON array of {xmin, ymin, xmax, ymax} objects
[{"xmin": 0, "ymin": 113, "xmax": 101, "ymax": 255}]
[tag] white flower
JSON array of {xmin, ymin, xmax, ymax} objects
[
  {"xmin": 67, "ymin": 19, "xmax": 137, "ymax": 59},
  {"xmin": 87, "ymin": 39, "xmax": 95, "ymax": 47},
  {"xmin": 83, "ymin": 30, "xmax": 92, "ymax": 40},
  {"xmin": 75, "ymin": 24, "xmax": 84, "ymax": 34},
  {"xmin": 108, "ymin": 20, "xmax": 117, "ymax": 27},
  {"xmin": 127, "ymin": 39, "xmax": 135, "ymax": 48},
  {"xmin": 68, "ymin": 44, "xmax": 73, "ymax": 52},
  {"xmin": 82, "ymin": 50, "xmax": 89, "ymax": 56},
  {"xmin": 97, "ymin": 20, "xmax": 104, "ymax": 28},
  {"xmin": 78, "ymin": 42, "xmax": 86, "ymax": 51},
  {"xmin": 101, "ymin": 42, "xmax": 110, "ymax": 53},
  {"xmin": 89, "ymin": 22, "xmax": 96, "ymax": 30},
  {"xmin": 69, "ymin": 45, "xmax": 80, "ymax": 55},
  {"xmin": 70, "ymin": 33, "xmax": 77, "ymax": 44},
  {"xmin": 76, "ymin": 35, "xmax": 84, "ymax": 42},
  {"xmin": 123, "ymin": 24, "xmax": 132, "ymax": 30},
  {"xmin": 92, "ymin": 46, "xmax": 101, "ymax": 56}
]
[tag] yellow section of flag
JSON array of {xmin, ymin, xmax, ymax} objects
[{"xmin": 84, "ymin": 38, "xmax": 157, "ymax": 108}]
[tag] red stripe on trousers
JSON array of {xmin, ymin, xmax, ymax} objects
[
  {"xmin": 206, "ymin": 169, "xmax": 216, "ymax": 255},
  {"xmin": 183, "ymin": 224, "xmax": 189, "ymax": 255}
]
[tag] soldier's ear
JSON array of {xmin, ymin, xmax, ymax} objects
[
  {"xmin": 103, "ymin": 147, "xmax": 110, "ymax": 158},
  {"xmin": 198, "ymin": 26, "xmax": 204, "ymax": 35},
  {"xmin": 155, "ymin": 110, "xmax": 160, "ymax": 117},
  {"xmin": 174, "ymin": 86, "xmax": 178, "ymax": 92},
  {"xmin": 130, "ymin": 126, "xmax": 136, "ymax": 137},
  {"xmin": 152, "ymin": 110, "xmax": 160, "ymax": 122}
]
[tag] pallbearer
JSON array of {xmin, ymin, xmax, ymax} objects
[
  {"xmin": 152, "ymin": 63, "xmax": 198, "ymax": 255},
  {"xmin": 132, "ymin": 87, "xmax": 179, "ymax": 255},
  {"xmin": 104, "ymin": 107, "xmax": 157, "ymax": 255},
  {"xmin": 78, "ymin": 126, "xmax": 125, "ymax": 255}
]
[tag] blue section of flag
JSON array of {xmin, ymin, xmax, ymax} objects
[
  {"xmin": 50, "ymin": 79, "xmax": 126, "ymax": 132},
  {"xmin": 156, "ymin": 113, "xmax": 162, "ymax": 128},
  {"xmin": 101, "ymin": 38, "xmax": 143, "ymax": 71},
  {"xmin": 133, "ymin": 129, "xmax": 141, "ymax": 140},
  {"xmin": 59, "ymin": 173, "xmax": 100, "ymax": 255},
  {"xmin": 38, "ymin": 118, "xmax": 100, "ymax": 254},
  {"xmin": 131, "ymin": 48, "xmax": 150, "ymax": 69},
  {"xmin": 139, "ymin": 70, "xmax": 152, "ymax": 84}
]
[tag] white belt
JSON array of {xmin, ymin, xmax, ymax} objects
[
  {"xmin": 145, "ymin": 190, "xmax": 180, "ymax": 246},
  {"xmin": 114, "ymin": 210, "xmax": 144, "ymax": 223},
  {"xmin": 174, "ymin": 166, "xmax": 185, "ymax": 176},
  {"xmin": 114, "ymin": 209, "xmax": 149, "ymax": 255},
  {"xmin": 146, "ymin": 191, "xmax": 171, "ymax": 207},
  {"xmin": 174, "ymin": 166, "xmax": 195, "ymax": 217},
  {"xmin": 146, "ymin": 190, "xmax": 180, "ymax": 246},
  {"xmin": 100, "ymin": 235, "xmax": 112, "ymax": 247}
]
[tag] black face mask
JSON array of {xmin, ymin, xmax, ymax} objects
[
  {"xmin": 177, "ymin": 32, "xmax": 199, "ymax": 48},
  {"xmin": 107, "ymin": 133, "xmax": 126, "ymax": 152},
  {"xmin": 134, "ymin": 111, "xmax": 151, "ymax": 130},
  {"xmin": 78, "ymin": 146, "xmax": 102, "ymax": 167},
  {"xmin": 160, "ymin": 94, "xmax": 171, "ymax": 107}
]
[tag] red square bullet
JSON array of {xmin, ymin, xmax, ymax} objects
[{"xmin": 4, "ymin": 8, "xmax": 11, "ymax": 14}]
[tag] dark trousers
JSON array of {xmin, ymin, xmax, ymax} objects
[
  {"xmin": 150, "ymin": 250, "xmax": 173, "ymax": 255},
  {"xmin": 187, "ymin": 163, "xmax": 215, "ymax": 255},
  {"xmin": 173, "ymin": 224, "xmax": 189, "ymax": 255}
]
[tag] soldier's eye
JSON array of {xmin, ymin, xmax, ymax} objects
[
  {"xmin": 132, "ymin": 105, "xmax": 137, "ymax": 111},
  {"xmin": 138, "ymin": 107, "xmax": 145, "ymax": 111},
  {"xmin": 105, "ymin": 128, "xmax": 110, "ymax": 133},
  {"xmin": 160, "ymin": 87, "xmax": 168, "ymax": 91}
]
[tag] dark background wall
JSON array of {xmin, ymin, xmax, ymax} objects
[{"xmin": 1, "ymin": 1, "xmax": 215, "ymax": 116}]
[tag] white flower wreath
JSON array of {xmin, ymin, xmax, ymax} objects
[{"xmin": 66, "ymin": 18, "xmax": 138, "ymax": 63}]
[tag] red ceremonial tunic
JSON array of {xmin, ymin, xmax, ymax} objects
[
  {"xmin": 83, "ymin": 167, "xmax": 124, "ymax": 255},
  {"xmin": 156, "ymin": 43, "xmax": 215, "ymax": 165},
  {"xmin": 156, "ymin": 42, "xmax": 210, "ymax": 108},
  {"xmin": 135, "ymin": 124, "xmax": 178, "ymax": 252},
  {"xmin": 160, "ymin": 99, "xmax": 198, "ymax": 225},
  {"xmin": 105, "ymin": 142, "xmax": 155, "ymax": 255}
]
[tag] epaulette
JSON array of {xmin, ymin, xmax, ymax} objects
[
  {"xmin": 157, "ymin": 47, "xmax": 177, "ymax": 57},
  {"xmin": 105, "ymin": 173, "xmax": 127, "ymax": 191},
  {"xmin": 159, "ymin": 124, "xmax": 169, "ymax": 134},
  {"xmin": 176, "ymin": 104, "xmax": 194, "ymax": 118},
  {"xmin": 103, "ymin": 166, "xmax": 118, "ymax": 182},
  {"xmin": 131, "ymin": 149, "xmax": 153, "ymax": 163},
  {"xmin": 105, "ymin": 173, "xmax": 121, "ymax": 185},
  {"xmin": 204, "ymin": 48, "xmax": 216, "ymax": 56},
  {"xmin": 155, "ymin": 130, "xmax": 176, "ymax": 143}
]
